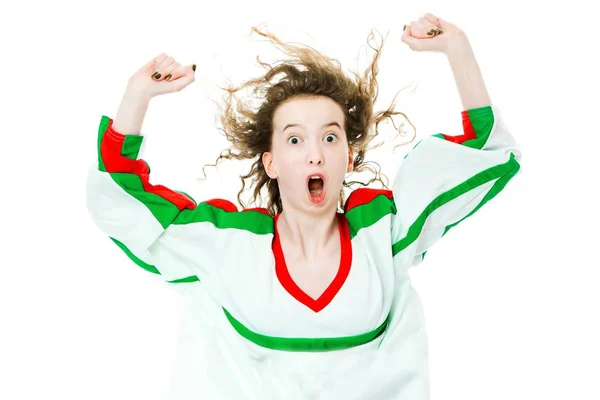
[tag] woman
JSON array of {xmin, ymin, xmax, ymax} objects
[{"xmin": 86, "ymin": 12, "xmax": 522, "ymax": 399}]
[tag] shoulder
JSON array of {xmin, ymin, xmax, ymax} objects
[
  {"xmin": 344, "ymin": 187, "xmax": 395, "ymax": 213},
  {"xmin": 343, "ymin": 188, "xmax": 396, "ymax": 236},
  {"xmin": 173, "ymin": 198, "xmax": 274, "ymax": 236}
]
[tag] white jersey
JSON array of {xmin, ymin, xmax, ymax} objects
[{"xmin": 86, "ymin": 105, "xmax": 522, "ymax": 399}]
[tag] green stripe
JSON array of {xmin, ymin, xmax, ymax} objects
[
  {"xmin": 345, "ymin": 194, "xmax": 396, "ymax": 239},
  {"xmin": 108, "ymin": 172, "xmax": 184, "ymax": 229},
  {"xmin": 110, "ymin": 232, "xmax": 388, "ymax": 348},
  {"xmin": 97, "ymin": 117, "xmax": 179, "ymax": 229},
  {"xmin": 392, "ymin": 153, "xmax": 520, "ymax": 256},
  {"xmin": 404, "ymin": 138, "xmax": 424, "ymax": 159},
  {"xmin": 122, "ymin": 134, "xmax": 144, "ymax": 160},
  {"xmin": 223, "ymin": 308, "xmax": 389, "ymax": 352},
  {"xmin": 442, "ymin": 153, "xmax": 521, "ymax": 237},
  {"xmin": 106, "ymin": 172, "xmax": 273, "ymax": 233},
  {"xmin": 169, "ymin": 275, "xmax": 200, "ymax": 283},
  {"xmin": 96, "ymin": 116, "xmax": 177, "ymax": 228},
  {"xmin": 149, "ymin": 185, "xmax": 435, "ymax": 241},
  {"xmin": 110, "ymin": 237, "xmax": 159, "ymax": 274},
  {"xmin": 462, "ymin": 106, "xmax": 494, "ymax": 150},
  {"xmin": 173, "ymin": 203, "xmax": 273, "ymax": 234},
  {"xmin": 97, "ymin": 116, "xmax": 109, "ymax": 172},
  {"xmin": 404, "ymin": 106, "xmax": 494, "ymax": 160},
  {"xmin": 109, "ymin": 237, "xmax": 199, "ymax": 283}
]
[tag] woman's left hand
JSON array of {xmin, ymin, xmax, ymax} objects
[{"xmin": 401, "ymin": 13, "xmax": 468, "ymax": 54}]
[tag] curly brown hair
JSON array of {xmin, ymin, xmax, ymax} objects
[{"xmin": 201, "ymin": 27, "xmax": 416, "ymax": 216}]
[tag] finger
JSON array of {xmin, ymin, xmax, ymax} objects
[
  {"xmin": 166, "ymin": 64, "xmax": 196, "ymax": 92},
  {"xmin": 140, "ymin": 52, "xmax": 168, "ymax": 74},
  {"xmin": 423, "ymin": 12, "xmax": 442, "ymax": 29},
  {"xmin": 402, "ymin": 25, "xmax": 436, "ymax": 52},
  {"xmin": 156, "ymin": 55, "xmax": 175, "ymax": 71},
  {"xmin": 401, "ymin": 25, "xmax": 418, "ymax": 50},
  {"xmin": 152, "ymin": 56, "xmax": 176, "ymax": 81},
  {"xmin": 414, "ymin": 19, "xmax": 430, "ymax": 30},
  {"xmin": 416, "ymin": 18, "xmax": 443, "ymax": 36},
  {"xmin": 409, "ymin": 21, "xmax": 433, "ymax": 39},
  {"xmin": 163, "ymin": 63, "xmax": 185, "ymax": 82}
]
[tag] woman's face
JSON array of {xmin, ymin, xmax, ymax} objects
[{"xmin": 263, "ymin": 95, "xmax": 353, "ymax": 214}]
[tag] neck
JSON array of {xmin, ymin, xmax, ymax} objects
[{"xmin": 277, "ymin": 208, "xmax": 339, "ymax": 259}]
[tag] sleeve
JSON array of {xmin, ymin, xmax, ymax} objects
[
  {"xmin": 390, "ymin": 105, "xmax": 522, "ymax": 268},
  {"xmin": 85, "ymin": 115, "xmax": 237, "ymax": 291}
]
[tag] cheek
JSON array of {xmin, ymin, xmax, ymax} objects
[
  {"xmin": 273, "ymin": 146, "xmax": 303, "ymax": 165},
  {"xmin": 332, "ymin": 150, "xmax": 351, "ymax": 171},
  {"xmin": 273, "ymin": 154, "xmax": 301, "ymax": 180}
]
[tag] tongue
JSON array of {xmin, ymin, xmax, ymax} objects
[{"xmin": 308, "ymin": 178, "xmax": 323, "ymax": 195}]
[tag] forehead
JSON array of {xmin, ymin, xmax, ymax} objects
[{"xmin": 273, "ymin": 96, "xmax": 345, "ymax": 130}]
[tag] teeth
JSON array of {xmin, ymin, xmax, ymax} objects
[{"xmin": 309, "ymin": 176, "xmax": 321, "ymax": 180}]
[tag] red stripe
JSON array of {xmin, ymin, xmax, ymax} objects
[
  {"xmin": 274, "ymin": 213, "xmax": 352, "ymax": 313},
  {"xmin": 344, "ymin": 188, "xmax": 393, "ymax": 212},
  {"xmin": 101, "ymin": 119, "xmax": 196, "ymax": 211},
  {"xmin": 206, "ymin": 199, "xmax": 238, "ymax": 212},
  {"xmin": 242, "ymin": 207, "xmax": 271, "ymax": 216},
  {"xmin": 441, "ymin": 110, "xmax": 477, "ymax": 144}
]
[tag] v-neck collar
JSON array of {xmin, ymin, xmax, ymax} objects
[{"xmin": 272, "ymin": 212, "xmax": 353, "ymax": 313}]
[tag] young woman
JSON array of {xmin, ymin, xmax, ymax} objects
[{"xmin": 86, "ymin": 12, "xmax": 522, "ymax": 400}]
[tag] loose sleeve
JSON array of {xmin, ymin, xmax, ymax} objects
[
  {"xmin": 85, "ymin": 116, "xmax": 244, "ymax": 291},
  {"xmin": 390, "ymin": 105, "xmax": 522, "ymax": 268}
]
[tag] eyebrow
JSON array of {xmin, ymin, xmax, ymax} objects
[{"xmin": 282, "ymin": 121, "xmax": 342, "ymax": 132}]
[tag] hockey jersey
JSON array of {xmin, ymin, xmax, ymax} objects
[{"xmin": 86, "ymin": 104, "xmax": 522, "ymax": 399}]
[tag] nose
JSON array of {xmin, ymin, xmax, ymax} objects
[
  {"xmin": 307, "ymin": 149, "xmax": 323, "ymax": 165},
  {"xmin": 305, "ymin": 135, "xmax": 325, "ymax": 165}
]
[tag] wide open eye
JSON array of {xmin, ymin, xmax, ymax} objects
[
  {"xmin": 324, "ymin": 133, "xmax": 338, "ymax": 143},
  {"xmin": 288, "ymin": 136, "xmax": 300, "ymax": 145}
]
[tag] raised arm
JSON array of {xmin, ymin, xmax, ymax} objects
[
  {"xmin": 390, "ymin": 14, "xmax": 523, "ymax": 269},
  {"xmin": 86, "ymin": 54, "xmax": 226, "ymax": 290},
  {"xmin": 445, "ymin": 37, "xmax": 491, "ymax": 110},
  {"xmin": 403, "ymin": 12, "xmax": 491, "ymax": 110},
  {"xmin": 112, "ymin": 54, "xmax": 196, "ymax": 134}
]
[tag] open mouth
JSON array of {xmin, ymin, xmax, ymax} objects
[{"xmin": 307, "ymin": 175, "xmax": 325, "ymax": 203}]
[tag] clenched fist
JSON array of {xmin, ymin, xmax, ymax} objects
[
  {"xmin": 125, "ymin": 53, "xmax": 196, "ymax": 100},
  {"xmin": 401, "ymin": 13, "xmax": 468, "ymax": 54}
]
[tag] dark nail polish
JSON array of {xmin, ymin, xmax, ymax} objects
[
  {"xmin": 165, "ymin": 74, "xmax": 172, "ymax": 80},
  {"xmin": 152, "ymin": 72, "xmax": 159, "ymax": 79},
  {"xmin": 403, "ymin": 25, "xmax": 406, "ymax": 31},
  {"xmin": 192, "ymin": 64, "xmax": 196, "ymax": 72}
]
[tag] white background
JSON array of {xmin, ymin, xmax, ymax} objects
[{"xmin": 1, "ymin": 0, "xmax": 599, "ymax": 399}]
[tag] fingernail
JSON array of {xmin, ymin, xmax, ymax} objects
[
  {"xmin": 427, "ymin": 30, "xmax": 434, "ymax": 35},
  {"xmin": 165, "ymin": 74, "xmax": 172, "ymax": 81},
  {"xmin": 192, "ymin": 64, "xmax": 196, "ymax": 72},
  {"xmin": 403, "ymin": 25, "xmax": 406, "ymax": 31},
  {"xmin": 152, "ymin": 72, "xmax": 161, "ymax": 79}
]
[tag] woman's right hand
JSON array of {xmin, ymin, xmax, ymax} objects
[{"xmin": 125, "ymin": 53, "xmax": 196, "ymax": 100}]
